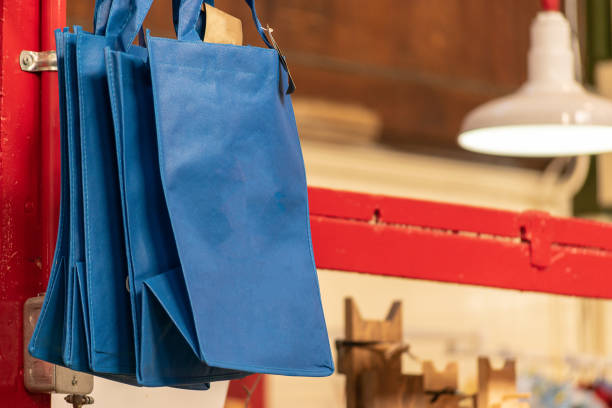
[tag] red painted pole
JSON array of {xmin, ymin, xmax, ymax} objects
[
  {"xmin": 0, "ymin": 0, "xmax": 49, "ymax": 406},
  {"xmin": 40, "ymin": 0, "xmax": 65, "ymax": 282}
]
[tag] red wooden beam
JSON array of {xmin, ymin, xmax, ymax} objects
[
  {"xmin": 0, "ymin": 0, "xmax": 50, "ymax": 406},
  {"xmin": 308, "ymin": 187, "xmax": 612, "ymax": 299}
]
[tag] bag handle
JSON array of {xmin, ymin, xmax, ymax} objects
[
  {"xmin": 172, "ymin": 0, "xmax": 214, "ymax": 41},
  {"xmin": 93, "ymin": 0, "xmax": 114, "ymax": 35},
  {"xmin": 174, "ymin": 0, "xmax": 295, "ymax": 93},
  {"xmin": 104, "ymin": 0, "xmax": 214, "ymax": 51},
  {"xmin": 175, "ymin": 0, "xmax": 272, "ymax": 48},
  {"xmin": 105, "ymin": 0, "xmax": 154, "ymax": 51}
]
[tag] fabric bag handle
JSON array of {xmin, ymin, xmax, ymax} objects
[
  {"xmin": 93, "ymin": 0, "xmax": 114, "ymax": 35},
  {"xmin": 175, "ymin": 0, "xmax": 273, "ymax": 49},
  {"xmin": 173, "ymin": 0, "xmax": 296, "ymax": 93},
  {"xmin": 104, "ymin": 0, "xmax": 214, "ymax": 51},
  {"xmin": 172, "ymin": 0, "xmax": 214, "ymax": 42},
  {"xmin": 105, "ymin": 0, "xmax": 154, "ymax": 50}
]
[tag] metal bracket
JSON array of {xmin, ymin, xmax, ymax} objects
[
  {"xmin": 23, "ymin": 295, "xmax": 94, "ymax": 395},
  {"xmin": 19, "ymin": 50, "xmax": 57, "ymax": 72}
]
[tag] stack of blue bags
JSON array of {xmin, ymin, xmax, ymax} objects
[{"xmin": 29, "ymin": 0, "xmax": 334, "ymax": 389}]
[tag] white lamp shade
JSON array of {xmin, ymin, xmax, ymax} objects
[
  {"xmin": 458, "ymin": 11, "xmax": 612, "ymax": 157},
  {"xmin": 459, "ymin": 86, "xmax": 612, "ymax": 157}
]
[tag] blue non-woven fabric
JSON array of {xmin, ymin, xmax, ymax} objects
[
  {"xmin": 29, "ymin": 28, "xmax": 70, "ymax": 367},
  {"xmin": 146, "ymin": 0, "xmax": 334, "ymax": 376},
  {"xmin": 31, "ymin": 27, "xmax": 133, "ymax": 380},
  {"xmin": 63, "ymin": 29, "xmax": 92, "ymax": 372},
  {"xmin": 30, "ymin": 28, "xmax": 94, "ymax": 375},
  {"xmin": 105, "ymin": 47, "xmax": 245, "ymax": 386},
  {"xmin": 32, "ymin": 0, "xmax": 333, "ymax": 386},
  {"xmin": 75, "ymin": 29, "xmax": 135, "ymax": 374},
  {"xmin": 71, "ymin": 0, "xmax": 212, "ymax": 377},
  {"xmin": 30, "ymin": 4, "xmax": 137, "ymax": 379},
  {"xmin": 30, "ymin": 0, "xmax": 118, "ymax": 369},
  {"xmin": 29, "ymin": 25, "xmax": 141, "ymax": 385},
  {"xmin": 32, "ymin": 0, "xmax": 214, "ymax": 389}
]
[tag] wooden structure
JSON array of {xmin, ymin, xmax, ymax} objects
[
  {"xmin": 337, "ymin": 298, "xmax": 405, "ymax": 408},
  {"xmin": 337, "ymin": 299, "xmax": 527, "ymax": 408}
]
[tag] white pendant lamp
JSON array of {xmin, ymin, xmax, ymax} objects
[{"xmin": 458, "ymin": 0, "xmax": 612, "ymax": 157}]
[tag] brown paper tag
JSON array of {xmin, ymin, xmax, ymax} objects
[{"xmin": 202, "ymin": 3, "xmax": 243, "ymax": 45}]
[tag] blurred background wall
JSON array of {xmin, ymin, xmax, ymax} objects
[{"xmin": 68, "ymin": 0, "xmax": 550, "ymax": 166}]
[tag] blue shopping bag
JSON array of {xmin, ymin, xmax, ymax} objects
[
  {"xmin": 105, "ymin": 43, "xmax": 246, "ymax": 385},
  {"xmin": 146, "ymin": 0, "xmax": 334, "ymax": 376},
  {"xmin": 28, "ymin": 27, "xmax": 71, "ymax": 369},
  {"xmin": 31, "ymin": 0, "xmax": 145, "ymax": 375},
  {"xmin": 31, "ymin": 0, "xmax": 216, "ymax": 389},
  {"xmin": 33, "ymin": 0, "xmax": 333, "ymax": 385},
  {"xmin": 29, "ymin": 0, "xmax": 116, "ymax": 370},
  {"xmin": 73, "ymin": 1, "xmax": 149, "ymax": 374},
  {"xmin": 63, "ymin": 26, "xmax": 93, "ymax": 373}
]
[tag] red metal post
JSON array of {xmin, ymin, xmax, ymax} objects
[
  {"xmin": 40, "ymin": 0, "xmax": 65, "ymax": 281},
  {"xmin": 0, "ymin": 0, "xmax": 50, "ymax": 406}
]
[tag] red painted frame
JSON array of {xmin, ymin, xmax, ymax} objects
[
  {"xmin": 40, "ymin": 0, "xmax": 65, "ymax": 283},
  {"xmin": 309, "ymin": 187, "xmax": 612, "ymax": 299},
  {"xmin": 1, "ymin": 0, "xmax": 47, "ymax": 406},
  {"xmin": 0, "ymin": 0, "xmax": 64, "ymax": 406}
]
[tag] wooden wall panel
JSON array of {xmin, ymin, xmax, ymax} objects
[{"xmin": 67, "ymin": 0, "xmax": 541, "ymax": 156}]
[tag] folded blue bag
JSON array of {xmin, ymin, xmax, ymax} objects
[
  {"xmin": 75, "ymin": 3, "xmax": 142, "ymax": 374},
  {"xmin": 105, "ymin": 39, "xmax": 247, "ymax": 386},
  {"xmin": 29, "ymin": 0, "xmax": 116, "ymax": 371},
  {"xmin": 32, "ymin": 0, "xmax": 216, "ymax": 390},
  {"xmin": 29, "ymin": 2, "xmax": 140, "ymax": 384},
  {"xmin": 146, "ymin": 0, "xmax": 334, "ymax": 376},
  {"xmin": 28, "ymin": 26, "xmax": 71, "ymax": 369},
  {"xmin": 32, "ymin": 0, "xmax": 334, "ymax": 386}
]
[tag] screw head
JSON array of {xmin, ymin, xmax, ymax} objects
[{"xmin": 22, "ymin": 54, "xmax": 32, "ymax": 66}]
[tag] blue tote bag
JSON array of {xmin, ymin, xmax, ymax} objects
[
  {"xmin": 80, "ymin": 0, "xmax": 232, "ymax": 383},
  {"xmin": 105, "ymin": 22, "xmax": 247, "ymax": 385},
  {"xmin": 28, "ymin": 26, "xmax": 71, "ymax": 369},
  {"xmin": 29, "ymin": 0, "xmax": 116, "ymax": 371},
  {"xmin": 70, "ymin": 0, "xmax": 196, "ymax": 378},
  {"xmin": 63, "ymin": 25, "xmax": 91, "ymax": 373},
  {"xmin": 30, "ymin": 2, "xmax": 145, "ymax": 386},
  {"xmin": 32, "ymin": 0, "xmax": 219, "ymax": 389},
  {"xmin": 73, "ymin": 0, "xmax": 149, "ymax": 374},
  {"xmin": 145, "ymin": 0, "xmax": 334, "ymax": 376},
  {"xmin": 32, "ymin": 0, "xmax": 143, "ymax": 375}
]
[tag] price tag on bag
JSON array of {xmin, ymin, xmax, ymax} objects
[{"xmin": 202, "ymin": 4, "xmax": 243, "ymax": 45}]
